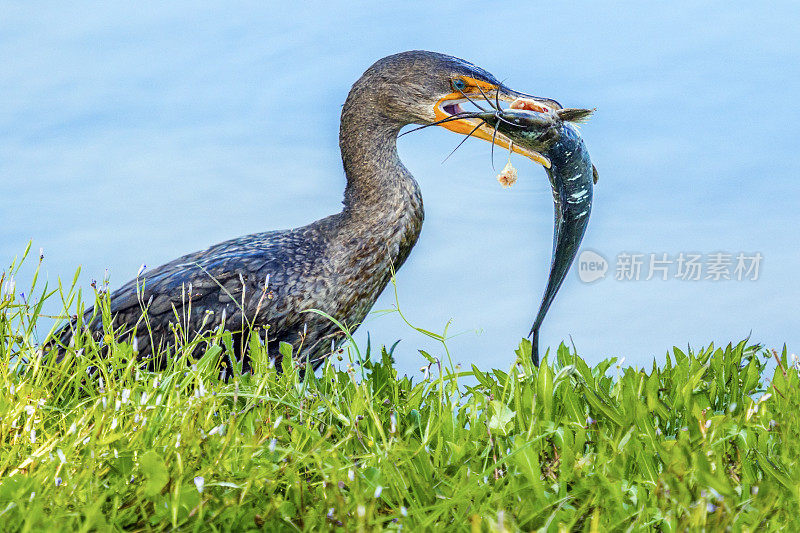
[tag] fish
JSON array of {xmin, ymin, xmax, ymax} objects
[{"xmin": 476, "ymin": 105, "xmax": 596, "ymax": 365}]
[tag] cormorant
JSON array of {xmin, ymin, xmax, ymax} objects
[{"xmin": 52, "ymin": 50, "xmax": 561, "ymax": 369}]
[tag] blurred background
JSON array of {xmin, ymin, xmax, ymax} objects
[{"xmin": 2, "ymin": 1, "xmax": 798, "ymax": 376}]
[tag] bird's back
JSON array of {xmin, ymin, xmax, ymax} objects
[{"xmin": 53, "ymin": 214, "xmax": 349, "ymax": 368}]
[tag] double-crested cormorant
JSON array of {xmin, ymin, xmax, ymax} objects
[{"xmin": 53, "ymin": 50, "xmax": 562, "ymax": 369}]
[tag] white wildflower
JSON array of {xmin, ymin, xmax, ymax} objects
[
  {"xmin": 121, "ymin": 388, "xmax": 131, "ymax": 404},
  {"xmin": 110, "ymin": 417, "xmax": 118, "ymax": 430},
  {"xmin": 420, "ymin": 366, "xmax": 429, "ymax": 380},
  {"xmin": 57, "ymin": 449, "xmax": 66, "ymax": 464},
  {"xmin": 269, "ymin": 438, "xmax": 277, "ymax": 452},
  {"xmin": 357, "ymin": 505, "xmax": 365, "ymax": 517},
  {"xmin": 194, "ymin": 476, "xmax": 205, "ymax": 494},
  {"xmin": 30, "ymin": 429, "xmax": 36, "ymax": 443},
  {"xmin": 373, "ymin": 486, "xmax": 383, "ymax": 499},
  {"xmin": 67, "ymin": 423, "xmax": 77, "ymax": 435},
  {"xmin": 2, "ymin": 276, "xmax": 15, "ymax": 299}
]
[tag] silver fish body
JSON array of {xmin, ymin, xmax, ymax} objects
[
  {"xmin": 479, "ymin": 109, "xmax": 594, "ymax": 365},
  {"xmin": 531, "ymin": 121, "xmax": 593, "ymax": 365}
]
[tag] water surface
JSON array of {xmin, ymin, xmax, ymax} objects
[{"xmin": 2, "ymin": 2, "xmax": 798, "ymax": 376}]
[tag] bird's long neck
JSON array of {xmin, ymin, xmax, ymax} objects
[{"xmin": 337, "ymin": 91, "xmax": 424, "ymax": 270}]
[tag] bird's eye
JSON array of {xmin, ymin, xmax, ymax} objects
[{"xmin": 452, "ymin": 79, "xmax": 467, "ymax": 91}]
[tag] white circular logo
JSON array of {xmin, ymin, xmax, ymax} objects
[{"xmin": 577, "ymin": 250, "xmax": 608, "ymax": 283}]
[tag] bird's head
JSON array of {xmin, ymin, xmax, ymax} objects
[{"xmin": 351, "ymin": 50, "xmax": 561, "ymax": 167}]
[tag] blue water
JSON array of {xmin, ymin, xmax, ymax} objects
[{"xmin": 2, "ymin": 2, "xmax": 798, "ymax": 376}]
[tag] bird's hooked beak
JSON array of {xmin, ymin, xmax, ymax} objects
[{"xmin": 434, "ymin": 76, "xmax": 562, "ymax": 168}]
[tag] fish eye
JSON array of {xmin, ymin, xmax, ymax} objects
[{"xmin": 451, "ymin": 79, "xmax": 467, "ymax": 92}]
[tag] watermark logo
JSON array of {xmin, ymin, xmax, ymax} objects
[
  {"xmin": 577, "ymin": 250, "xmax": 608, "ymax": 283},
  {"xmin": 576, "ymin": 249, "xmax": 763, "ymax": 283}
]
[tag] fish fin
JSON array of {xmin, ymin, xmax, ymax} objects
[
  {"xmin": 592, "ymin": 164, "xmax": 599, "ymax": 184},
  {"xmin": 556, "ymin": 108, "xmax": 595, "ymax": 124}
]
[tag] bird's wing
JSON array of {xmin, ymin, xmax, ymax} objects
[
  {"xmin": 52, "ymin": 222, "xmax": 336, "ymax": 360},
  {"xmin": 50, "ymin": 232, "xmax": 289, "ymax": 353},
  {"xmin": 107, "ymin": 247, "xmax": 277, "ymax": 337}
]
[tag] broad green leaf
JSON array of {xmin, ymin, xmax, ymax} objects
[
  {"xmin": 139, "ymin": 450, "xmax": 169, "ymax": 498},
  {"xmin": 488, "ymin": 400, "xmax": 515, "ymax": 435}
]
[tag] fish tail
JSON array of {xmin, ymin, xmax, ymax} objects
[{"xmin": 530, "ymin": 327, "xmax": 540, "ymax": 367}]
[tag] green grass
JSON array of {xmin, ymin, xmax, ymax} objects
[{"xmin": 1, "ymin": 247, "xmax": 798, "ymax": 531}]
